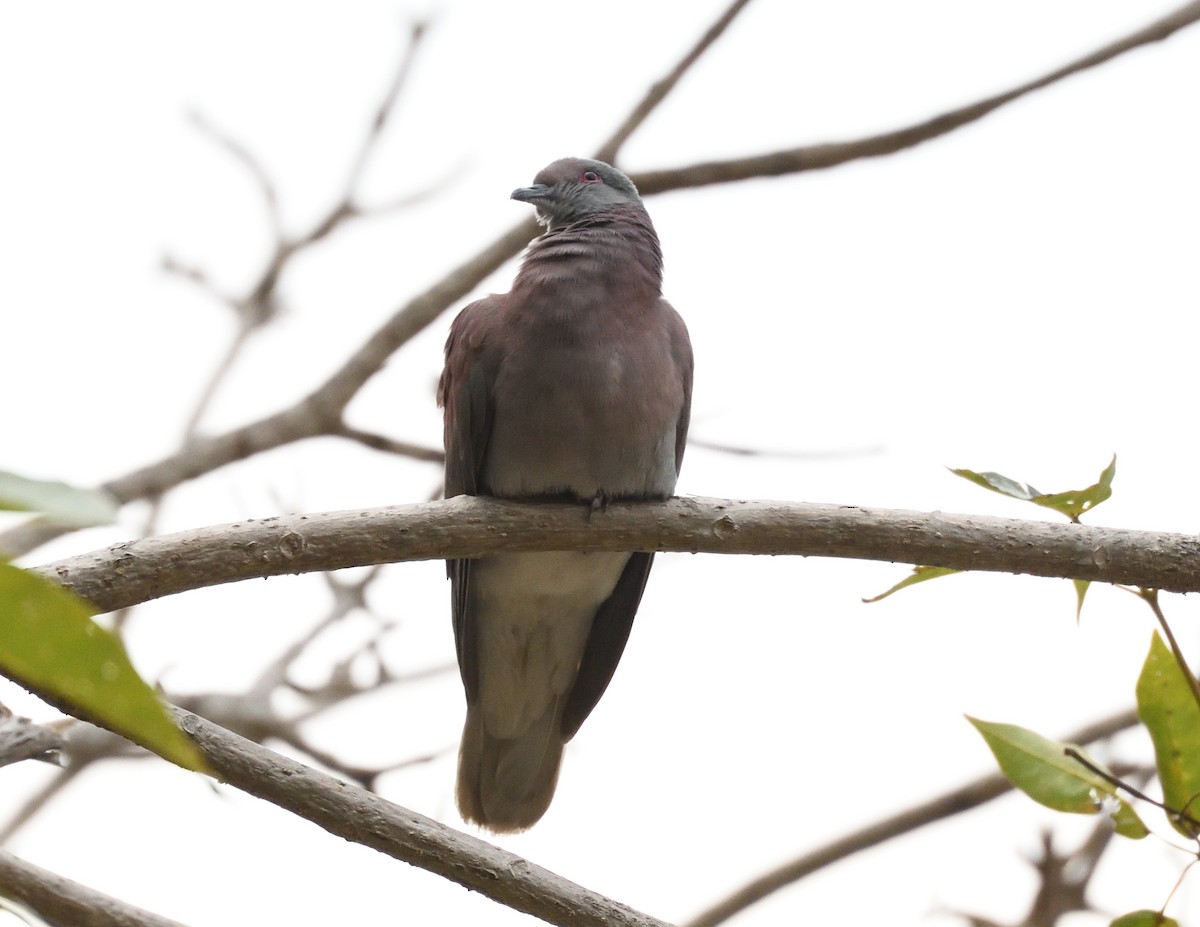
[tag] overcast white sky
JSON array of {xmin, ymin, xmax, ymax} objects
[{"xmin": 2, "ymin": 2, "xmax": 1200, "ymax": 925}]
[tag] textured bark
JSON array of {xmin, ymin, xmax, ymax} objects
[
  {"xmin": 170, "ymin": 708, "xmax": 673, "ymax": 927},
  {"xmin": 34, "ymin": 495, "xmax": 1200, "ymax": 614},
  {"xmin": 0, "ymin": 850, "xmax": 189, "ymax": 927}
]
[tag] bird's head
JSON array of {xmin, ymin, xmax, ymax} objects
[{"xmin": 511, "ymin": 158, "xmax": 643, "ymax": 229}]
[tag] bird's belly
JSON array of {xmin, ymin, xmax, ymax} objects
[{"xmin": 470, "ymin": 550, "xmax": 631, "ymax": 737}]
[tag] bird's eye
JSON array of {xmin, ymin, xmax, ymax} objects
[{"xmin": 581, "ymin": 171, "xmax": 601, "ymax": 184}]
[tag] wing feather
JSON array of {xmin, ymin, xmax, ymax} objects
[{"xmin": 438, "ymin": 295, "xmax": 505, "ymax": 700}]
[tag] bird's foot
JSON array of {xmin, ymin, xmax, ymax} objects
[{"xmin": 588, "ymin": 491, "xmax": 611, "ymax": 518}]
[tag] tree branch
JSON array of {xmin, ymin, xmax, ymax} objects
[
  {"xmin": 166, "ymin": 707, "xmax": 670, "ymax": 927},
  {"xmin": 0, "ymin": 697, "xmax": 635, "ymax": 925},
  {"xmin": 338, "ymin": 21, "xmax": 427, "ymax": 206},
  {"xmin": 0, "ymin": 706, "xmax": 63, "ymax": 769},
  {"xmin": 0, "ymin": 849, "xmax": 191, "ymax": 927},
  {"xmin": 633, "ymin": 0, "xmax": 1200, "ymax": 194},
  {"xmin": 595, "ymin": 0, "xmax": 755, "ymax": 164},
  {"xmin": 32, "ymin": 496, "xmax": 1200, "ymax": 614},
  {"xmin": 683, "ymin": 709, "xmax": 1140, "ymax": 927}
]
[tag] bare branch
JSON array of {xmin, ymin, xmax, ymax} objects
[
  {"xmin": 165, "ymin": 707, "xmax": 671, "ymax": 927},
  {"xmin": 1023, "ymin": 824, "xmax": 1113, "ymax": 926},
  {"xmin": 146, "ymin": 23, "xmax": 434, "ymax": 447},
  {"xmin": 683, "ymin": 709, "xmax": 1139, "ymax": 927},
  {"xmin": 31, "ymin": 497, "xmax": 1200, "ymax": 614},
  {"xmin": 1141, "ymin": 588, "xmax": 1200, "ymax": 716},
  {"xmin": 340, "ymin": 21, "xmax": 428, "ymax": 205},
  {"xmin": 0, "ymin": 725, "xmax": 145, "ymax": 843},
  {"xmin": 333, "ymin": 424, "xmax": 445, "ymax": 462},
  {"xmin": 0, "ymin": 849, "xmax": 191, "ymax": 927},
  {"xmin": 689, "ymin": 437, "xmax": 884, "ymax": 460},
  {"xmin": 595, "ymin": 0, "xmax": 755, "ymax": 164},
  {"xmin": 0, "ymin": 706, "xmax": 63, "ymax": 769},
  {"xmin": 954, "ymin": 801, "xmax": 1143, "ymax": 927},
  {"xmin": 179, "ymin": 322, "xmax": 257, "ymax": 442},
  {"xmin": 159, "ymin": 255, "xmax": 238, "ymax": 311},
  {"xmin": 188, "ymin": 110, "xmax": 283, "ymax": 244},
  {"xmin": 0, "ymin": 768, "xmax": 87, "ymax": 845},
  {"xmin": 267, "ymin": 732, "xmax": 443, "ymax": 791},
  {"xmin": 355, "ymin": 156, "xmax": 468, "ymax": 216},
  {"xmin": 162, "ymin": 566, "xmax": 441, "ymax": 788},
  {"xmin": 633, "ymin": 1, "xmax": 1200, "ymax": 194}
]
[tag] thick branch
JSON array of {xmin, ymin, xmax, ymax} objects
[
  {"xmin": 169, "ymin": 708, "xmax": 669, "ymax": 927},
  {"xmin": 35, "ymin": 496, "xmax": 1200, "ymax": 613},
  {"xmin": 0, "ymin": 850, "xmax": 190, "ymax": 927}
]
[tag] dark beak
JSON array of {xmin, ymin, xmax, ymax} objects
[{"xmin": 511, "ymin": 183, "xmax": 553, "ymax": 204}]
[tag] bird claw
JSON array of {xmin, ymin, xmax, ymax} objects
[{"xmin": 588, "ymin": 492, "xmax": 610, "ymax": 518}]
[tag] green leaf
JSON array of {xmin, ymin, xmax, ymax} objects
[
  {"xmin": 967, "ymin": 716, "xmax": 1112, "ymax": 813},
  {"xmin": 1030, "ymin": 454, "xmax": 1116, "ymax": 522},
  {"xmin": 1110, "ymin": 799, "xmax": 1150, "ymax": 839},
  {"xmin": 1073, "ymin": 579, "xmax": 1090, "ymax": 622},
  {"xmin": 1111, "ymin": 912, "xmax": 1178, "ymax": 927},
  {"xmin": 0, "ymin": 470, "xmax": 119, "ymax": 528},
  {"xmin": 862, "ymin": 566, "xmax": 959, "ymax": 603},
  {"xmin": 0, "ymin": 563, "xmax": 205, "ymax": 772},
  {"xmin": 1136, "ymin": 632, "xmax": 1200, "ymax": 836},
  {"xmin": 950, "ymin": 455, "xmax": 1116, "ymax": 522},
  {"xmin": 950, "ymin": 467, "xmax": 1040, "ymax": 502}
]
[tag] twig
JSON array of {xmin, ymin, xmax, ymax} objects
[
  {"xmin": 340, "ymin": 21, "xmax": 427, "ymax": 204},
  {"xmin": 333, "ymin": 424, "xmax": 445, "ymax": 462},
  {"xmin": 1064, "ymin": 748, "xmax": 1175, "ymax": 816},
  {"xmin": 595, "ymin": 0, "xmax": 755, "ymax": 164},
  {"xmin": 286, "ymin": 659, "xmax": 457, "ymax": 710},
  {"xmin": 683, "ymin": 709, "xmax": 1139, "ymax": 927},
  {"xmin": 188, "ymin": 110, "xmax": 283, "ymax": 244},
  {"xmin": 0, "ymin": 723, "xmax": 155, "ymax": 843},
  {"xmin": 972, "ymin": 822, "xmax": 1115, "ymax": 927},
  {"xmin": 0, "ymin": 707, "xmax": 63, "ymax": 769},
  {"xmin": 632, "ymin": 1, "xmax": 1200, "ymax": 195},
  {"xmin": 1162, "ymin": 857, "xmax": 1199, "ymax": 921},
  {"xmin": 688, "ymin": 437, "xmax": 884, "ymax": 460},
  {"xmin": 170, "ymin": 22, "xmax": 433, "ymax": 439},
  {"xmin": 355, "ymin": 158, "xmax": 467, "ymax": 216},
  {"xmin": 160, "ymin": 255, "xmax": 239, "ymax": 309},
  {"xmin": 0, "ymin": 767, "xmax": 88, "ymax": 845},
  {"xmin": 169, "ymin": 566, "xmax": 443, "ymax": 789},
  {"xmin": 1140, "ymin": 588, "xmax": 1200, "ymax": 717},
  {"xmin": 268, "ymin": 732, "xmax": 444, "ymax": 791},
  {"xmin": 1068, "ymin": 744, "xmax": 1200, "ymax": 842},
  {"xmin": 179, "ymin": 321, "xmax": 257, "ymax": 442}
]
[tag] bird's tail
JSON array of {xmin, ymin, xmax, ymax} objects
[{"xmin": 456, "ymin": 701, "xmax": 564, "ymax": 833}]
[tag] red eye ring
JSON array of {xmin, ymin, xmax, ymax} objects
[{"xmin": 581, "ymin": 170, "xmax": 601, "ymax": 184}]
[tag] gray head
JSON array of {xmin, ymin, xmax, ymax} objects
[{"xmin": 511, "ymin": 158, "xmax": 643, "ymax": 230}]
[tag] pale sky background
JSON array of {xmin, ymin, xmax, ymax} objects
[{"xmin": 2, "ymin": 2, "xmax": 1200, "ymax": 925}]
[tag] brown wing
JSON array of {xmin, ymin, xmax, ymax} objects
[{"xmin": 438, "ymin": 296, "xmax": 505, "ymax": 699}]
